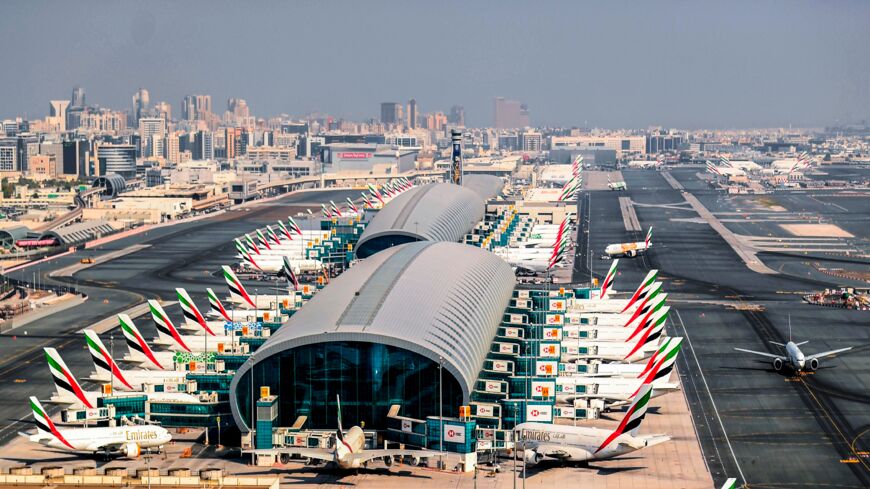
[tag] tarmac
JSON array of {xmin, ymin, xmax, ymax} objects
[
  {"xmin": 580, "ymin": 168, "xmax": 870, "ymax": 488},
  {"xmin": 0, "ymin": 188, "xmax": 357, "ymax": 448}
]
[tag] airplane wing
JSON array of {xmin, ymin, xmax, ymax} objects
[
  {"xmin": 346, "ymin": 449, "xmax": 441, "ymax": 464},
  {"xmin": 253, "ymin": 447, "xmax": 335, "ymax": 463},
  {"xmin": 734, "ymin": 348, "xmax": 783, "ymax": 360},
  {"xmin": 807, "ymin": 347, "xmax": 852, "ymax": 362}
]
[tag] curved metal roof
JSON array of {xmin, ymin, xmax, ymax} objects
[
  {"xmin": 229, "ymin": 241, "xmax": 515, "ymax": 431},
  {"xmin": 40, "ymin": 220, "xmax": 115, "ymax": 244},
  {"xmin": 92, "ymin": 174, "xmax": 127, "ymax": 197},
  {"xmin": 355, "ymin": 182, "xmax": 485, "ymax": 258},
  {"xmin": 462, "ymin": 174, "xmax": 504, "ymax": 202}
]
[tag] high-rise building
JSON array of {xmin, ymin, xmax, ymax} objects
[
  {"xmin": 182, "ymin": 94, "xmax": 212, "ymax": 121},
  {"xmin": 228, "ymin": 98, "xmax": 250, "ymax": 119},
  {"xmin": 380, "ymin": 102, "xmax": 402, "ymax": 125},
  {"xmin": 166, "ymin": 132, "xmax": 181, "ymax": 164},
  {"xmin": 493, "ymin": 97, "xmax": 530, "ymax": 129},
  {"xmin": 225, "ymin": 127, "xmax": 239, "ymax": 159},
  {"xmin": 139, "ymin": 117, "xmax": 166, "ymax": 158},
  {"xmin": 0, "ymin": 142, "xmax": 17, "ymax": 171},
  {"xmin": 71, "ymin": 86, "xmax": 86, "ymax": 108},
  {"xmin": 448, "ymin": 105, "xmax": 465, "ymax": 127},
  {"xmin": 94, "ymin": 143, "xmax": 136, "ymax": 178},
  {"xmin": 154, "ymin": 102, "xmax": 171, "ymax": 124},
  {"xmin": 132, "ymin": 88, "xmax": 150, "ymax": 125},
  {"xmin": 407, "ymin": 99, "xmax": 417, "ymax": 129},
  {"xmin": 193, "ymin": 131, "xmax": 214, "ymax": 160},
  {"xmin": 49, "ymin": 100, "xmax": 70, "ymax": 131},
  {"xmin": 519, "ymin": 130, "xmax": 542, "ymax": 152}
]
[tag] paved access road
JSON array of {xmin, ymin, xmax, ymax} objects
[{"xmin": 0, "ymin": 189, "xmax": 357, "ymax": 447}]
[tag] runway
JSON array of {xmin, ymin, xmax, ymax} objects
[
  {"xmin": 582, "ymin": 169, "xmax": 870, "ymax": 487},
  {"xmin": 0, "ymin": 188, "xmax": 357, "ymax": 447}
]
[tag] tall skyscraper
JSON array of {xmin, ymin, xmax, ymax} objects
[
  {"xmin": 49, "ymin": 100, "xmax": 70, "ymax": 131},
  {"xmin": 228, "ymin": 98, "xmax": 250, "ymax": 119},
  {"xmin": 380, "ymin": 102, "xmax": 402, "ymax": 125},
  {"xmin": 94, "ymin": 143, "xmax": 136, "ymax": 178},
  {"xmin": 407, "ymin": 99, "xmax": 417, "ymax": 129},
  {"xmin": 193, "ymin": 131, "xmax": 214, "ymax": 160},
  {"xmin": 449, "ymin": 105, "xmax": 465, "ymax": 127},
  {"xmin": 493, "ymin": 97, "xmax": 530, "ymax": 129},
  {"xmin": 154, "ymin": 101, "xmax": 171, "ymax": 124},
  {"xmin": 132, "ymin": 88, "xmax": 150, "ymax": 125},
  {"xmin": 71, "ymin": 86, "xmax": 86, "ymax": 108},
  {"xmin": 182, "ymin": 94, "xmax": 212, "ymax": 121}
]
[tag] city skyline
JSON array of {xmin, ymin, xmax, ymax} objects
[{"xmin": 1, "ymin": 1, "xmax": 869, "ymax": 129}]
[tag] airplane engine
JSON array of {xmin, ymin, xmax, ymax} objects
[
  {"xmin": 121, "ymin": 442, "xmax": 140, "ymax": 458},
  {"xmin": 523, "ymin": 450, "xmax": 543, "ymax": 466},
  {"xmin": 772, "ymin": 358, "xmax": 783, "ymax": 371},
  {"xmin": 382, "ymin": 455, "xmax": 394, "ymax": 467},
  {"xmin": 808, "ymin": 358, "xmax": 819, "ymax": 371},
  {"xmin": 627, "ymin": 250, "xmax": 637, "ymax": 258}
]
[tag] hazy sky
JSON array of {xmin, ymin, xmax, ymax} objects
[{"xmin": 1, "ymin": 0, "xmax": 868, "ymax": 129}]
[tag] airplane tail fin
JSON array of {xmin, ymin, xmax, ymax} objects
[
  {"xmin": 599, "ymin": 259, "xmax": 619, "ymax": 299},
  {"xmin": 620, "ymin": 270, "xmax": 659, "ymax": 313},
  {"xmin": 148, "ymin": 299, "xmax": 190, "ymax": 352},
  {"xmin": 223, "ymin": 265, "xmax": 256, "ymax": 309},
  {"xmin": 287, "ymin": 216, "xmax": 302, "ymax": 235},
  {"xmin": 282, "ymin": 256, "xmax": 299, "ymax": 291},
  {"xmin": 120, "ymin": 314, "xmax": 165, "ymax": 370},
  {"xmin": 278, "ymin": 221, "xmax": 294, "ymax": 240},
  {"xmin": 336, "ymin": 394, "xmax": 344, "ymax": 435},
  {"xmin": 595, "ymin": 384, "xmax": 653, "ymax": 453},
  {"xmin": 84, "ymin": 330, "xmax": 133, "ymax": 389},
  {"xmin": 29, "ymin": 397, "xmax": 73, "ymax": 448},
  {"xmin": 207, "ymin": 287, "xmax": 232, "ymax": 322},
  {"xmin": 624, "ymin": 287, "xmax": 666, "ymax": 329},
  {"xmin": 235, "ymin": 239, "xmax": 261, "ymax": 271},
  {"xmin": 44, "ymin": 347, "xmax": 94, "ymax": 408},
  {"xmin": 632, "ymin": 338, "xmax": 684, "ymax": 397},
  {"xmin": 645, "ymin": 226, "xmax": 652, "ymax": 248},
  {"xmin": 177, "ymin": 288, "xmax": 215, "ymax": 335},
  {"xmin": 624, "ymin": 306, "xmax": 670, "ymax": 360}
]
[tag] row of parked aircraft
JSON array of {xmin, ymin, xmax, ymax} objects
[
  {"xmin": 706, "ymin": 152, "xmax": 814, "ymax": 177},
  {"xmin": 512, "ymin": 262, "xmax": 680, "ymax": 465},
  {"xmin": 21, "ymin": 266, "xmax": 283, "ymax": 458}
]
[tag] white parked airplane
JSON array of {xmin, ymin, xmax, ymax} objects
[
  {"xmin": 605, "ymin": 227, "xmax": 652, "ymax": 258},
  {"xmin": 607, "ymin": 176, "xmax": 627, "ymax": 191},
  {"xmin": 253, "ymin": 396, "xmax": 439, "ymax": 469},
  {"xmin": 119, "ymin": 314, "xmax": 176, "ymax": 370},
  {"xmin": 516, "ymin": 385, "xmax": 669, "ymax": 465},
  {"xmin": 43, "ymin": 348, "xmax": 200, "ymax": 410},
  {"xmin": 23, "ymin": 397, "xmax": 171, "ymax": 458}
]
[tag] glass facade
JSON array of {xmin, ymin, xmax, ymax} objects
[
  {"xmin": 235, "ymin": 341, "xmax": 463, "ymax": 431},
  {"xmin": 356, "ymin": 235, "xmax": 421, "ymax": 259}
]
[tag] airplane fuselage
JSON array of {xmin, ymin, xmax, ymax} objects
[{"xmin": 32, "ymin": 425, "xmax": 171, "ymax": 455}]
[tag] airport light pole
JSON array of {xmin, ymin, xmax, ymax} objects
[
  {"xmin": 438, "ymin": 355, "xmax": 444, "ymax": 470},
  {"xmin": 250, "ymin": 354, "xmax": 255, "ymax": 466}
]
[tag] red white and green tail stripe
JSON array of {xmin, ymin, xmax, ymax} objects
[
  {"xmin": 120, "ymin": 314, "xmax": 164, "ymax": 370},
  {"xmin": 346, "ymin": 197, "xmax": 359, "ymax": 213},
  {"xmin": 223, "ymin": 265, "xmax": 256, "ymax": 308},
  {"xmin": 84, "ymin": 330, "xmax": 133, "ymax": 390},
  {"xmin": 644, "ymin": 226, "xmax": 652, "ymax": 248},
  {"xmin": 632, "ymin": 337, "xmax": 683, "ymax": 396},
  {"xmin": 287, "ymin": 216, "xmax": 302, "ymax": 235},
  {"xmin": 148, "ymin": 299, "xmax": 190, "ymax": 352},
  {"xmin": 278, "ymin": 221, "xmax": 293, "ymax": 240},
  {"xmin": 44, "ymin": 347, "xmax": 93, "ymax": 409},
  {"xmin": 30, "ymin": 396, "xmax": 74, "ymax": 449},
  {"xmin": 624, "ymin": 285, "xmax": 665, "ymax": 328},
  {"xmin": 256, "ymin": 229, "xmax": 272, "ymax": 250},
  {"xmin": 599, "ymin": 259, "xmax": 619, "ymax": 298},
  {"xmin": 624, "ymin": 306, "xmax": 670, "ymax": 359},
  {"xmin": 177, "ymin": 288, "xmax": 215, "ymax": 335},
  {"xmin": 207, "ymin": 287, "xmax": 232, "ymax": 322},
  {"xmin": 621, "ymin": 269, "xmax": 659, "ymax": 313},
  {"xmin": 596, "ymin": 384, "xmax": 653, "ymax": 453},
  {"xmin": 245, "ymin": 233, "xmax": 261, "ymax": 254}
]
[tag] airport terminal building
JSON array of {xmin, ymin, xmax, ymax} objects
[{"xmin": 229, "ymin": 241, "xmax": 515, "ymax": 431}]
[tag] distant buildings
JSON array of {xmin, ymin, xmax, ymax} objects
[
  {"xmin": 449, "ymin": 105, "xmax": 465, "ymax": 127},
  {"xmin": 70, "ymin": 86, "xmax": 86, "ymax": 108},
  {"xmin": 182, "ymin": 94, "xmax": 212, "ymax": 121},
  {"xmin": 380, "ymin": 102, "xmax": 403, "ymax": 125},
  {"xmin": 132, "ymin": 88, "xmax": 150, "ymax": 125},
  {"xmin": 493, "ymin": 97, "xmax": 530, "ymax": 129},
  {"xmin": 48, "ymin": 100, "xmax": 69, "ymax": 132},
  {"xmin": 407, "ymin": 99, "xmax": 417, "ymax": 129}
]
